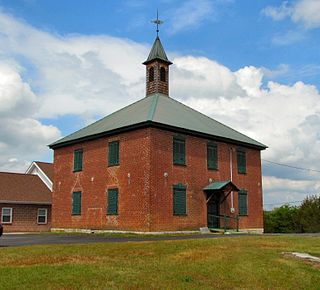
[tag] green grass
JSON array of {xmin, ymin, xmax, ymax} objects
[{"xmin": 0, "ymin": 236, "xmax": 319, "ymax": 289}]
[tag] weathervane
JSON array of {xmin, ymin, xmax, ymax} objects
[{"xmin": 151, "ymin": 10, "xmax": 163, "ymax": 36}]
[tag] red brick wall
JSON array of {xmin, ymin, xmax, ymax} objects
[
  {"xmin": 149, "ymin": 128, "xmax": 263, "ymax": 231},
  {"xmin": 52, "ymin": 127, "xmax": 263, "ymax": 231},
  {"xmin": 146, "ymin": 62, "xmax": 169, "ymax": 96},
  {"xmin": 53, "ymin": 128, "xmax": 152, "ymax": 231},
  {"xmin": 0, "ymin": 204, "xmax": 51, "ymax": 232}
]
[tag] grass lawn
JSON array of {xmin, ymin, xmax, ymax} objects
[{"xmin": 0, "ymin": 236, "xmax": 319, "ymax": 289}]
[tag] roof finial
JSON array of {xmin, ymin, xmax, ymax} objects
[{"xmin": 151, "ymin": 10, "xmax": 163, "ymax": 37}]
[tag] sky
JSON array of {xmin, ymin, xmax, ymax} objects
[{"xmin": 0, "ymin": 0, "xmax": 320, "ymax": 209}]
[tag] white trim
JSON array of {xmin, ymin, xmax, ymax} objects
[
  {"xmin": 25, "ymin": 162, "xmax": 53, "ymax": 191},
  {"xmin": 1, "ymin": 207, "xmax": 12, "ymax": 224},
  {"xmin": 37, "ymin": 208, "xmax": 48, "ymax": 224}
]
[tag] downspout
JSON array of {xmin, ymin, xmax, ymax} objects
[{"xmin": 230, "ymin": 148, "xmax": 235, "ymax": 213}]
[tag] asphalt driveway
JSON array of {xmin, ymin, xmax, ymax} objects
[
  {"xmin": 0, "ymin": 232, "xmax": 319, "ymax": 247},
  {"xmin": 0, "ymin": 232, "xmax": 240, "ymax": 247}
]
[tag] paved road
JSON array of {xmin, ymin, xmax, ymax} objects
[
  {"xmin": 0, "ymin": 232, "xmax": 245, "ymax": 247},
  {"xmin": 0, "ymin": 233, "xmax": 319, "ymax": 247}
]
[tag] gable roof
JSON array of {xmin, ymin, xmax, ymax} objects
[
  {"xmin": 50, "ymin": 93, "xmax": 267, "ymax": 150},
  {"xmin": 143, "ymin": 36, "xmax": 172, "ymax": 65},
  {"xmin": 34, "ymin": 161, "xmax": 53, "ymax": 181},
  {"xmin": 0, "ymin": 172, "xmax": 51, "ymax": 205}
]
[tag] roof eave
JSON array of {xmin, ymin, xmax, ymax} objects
[
  {"xmin": 49, "ymin": 121, "xmax": 267, "ymax": 151},
  {"xmin": 142, "ymin": 58, "xmax": 173, "ymax": 65}
]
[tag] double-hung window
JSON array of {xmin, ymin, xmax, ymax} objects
[
  {"xmin": 108, "ymin": 141, "xmax": 119, "ymax": 166},
  {"xmin": 1, "ymin": 207, "xmax": 12, "ymax": 223},
  {"xmin": 37, "ymin": 208, "xmax": 48, "ymax": 224},
  {"xmin": 173, "ymin": 137, "xmax": 186, "ymax": 165},
  {"xmin": 207, "ymin": 143, "xmax": 218, "ymax": 170},
  {"xmin": 73, "ymin": 149, "xmax": 83, "ymax": 172},
  {"xmin": 72, "ymin": 191, "xmax": 82, "ymax": 215},
  {"xmin": 238, "ymin": 190, "xmax": 248, "ymax": 216},
  {"xmin": 107, "ymin": 188, "xmax": 118, "ymax": 215},
  {"xmin": 173, "ymin": 184, "xmax": 187, "ymax": 215},
  {"xmin": 237, "ymin": 148, "xmax": 246, "ymax": 174}
]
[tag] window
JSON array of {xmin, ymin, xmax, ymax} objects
[
  {"xmin": 72, "ymin": 191, "xmax": 82, "ymax": 215},
  {"xmin": 160, "ymin": 67, "xmax": 166, "ymax": 82},
  {"xmin": 73, "ymin": 149, "xmax": 83, "ymax": 172},
  {"xmin": 237, "ymin": 148, "xmax": 246, "ymax": 174},
  {"xmin": 108, "ymin": 141, "xmax": 119, "ymax": 166},
  {"xmin": 173, "ymin": 137, "xmax": 186, "ymax": 165},
  {"xmin": 149, "ymin": 67, "xmax": 154, "ymax": 82},
  {"xmin": 1, "ymin": 207, "xmax": 12, "ymax": 223},
  {"xmin": 207, "ymin": 143, "xmax": 218, "ymax": 170},
  {"xmin": 173, "ymin": 184, "xmax": 187, "ymax": 215},
  {"xmin": 238, "ymin": 190, "xmax": 248, "ymax": 216},
  {"xmin": 37, "ymin": 208, "xmax": 48, "ymax": 224},
  {"xmin": 107, "ymin": 188, "xmax": 118, "ymax": 215}
]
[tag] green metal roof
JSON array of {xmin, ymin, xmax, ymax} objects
[
  {"xmin": 50, "ymin": 93, "xmax": 267, "ymax": 149},
  {"xmin": 203, "ymin": 181, "xmax": 239, "ymax": 191},
  {"xmin": 143, "ymin": 36, "xmax": 172, "ymax": 65}
]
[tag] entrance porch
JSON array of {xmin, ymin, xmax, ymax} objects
[{"xmin": 203, "ymin": 181, "xmax": 240, "ymax": 231}]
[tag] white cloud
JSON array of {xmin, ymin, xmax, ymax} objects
[
  {"xmin": 293, "ymin": 0, "xmax": 320, "ymax": 28},
  {"xmin": 0, "ymin": 63, "xmax": 60, "ymax": 172},
  {"xmin": 262, "ymin": 1, "xmax": 293, "ymax": 21},
  {"xmin": 166, "ymin": 0, "xmax": 214, "ymax": 34},
  {"xmin": 263, "ymin": 0, "xmax": 320, "ymax": 29}
]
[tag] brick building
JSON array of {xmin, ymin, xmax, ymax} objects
[
  {"xmin": 50, "ymin": 36, "xmax": 267, "ymax": 233},
  {"xmin": 0, "ymin": 161, "xmax": 52, "ymax": 232}
]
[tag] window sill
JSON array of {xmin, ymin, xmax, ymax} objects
[
  {"xmin": 37, "ymin": 223, "xmax": 48, "ymax": 225},
  {"xmin": 238, "ymin": 172, "xmax": 247, "ymax": 175},
  {"xmin": 2, "ymin": 222, "xmax": 12, "ymax": 224},
  {"xmin": 73, "ymin": 170, "xmax": 82, "ymax": 173},
  {"xmin": 238, "ymin": 214, "xmax": 248, "ymax": 217},
  {"xmin": 208, "ymin": 167, "xmax": 218, "ymax": 171},
  {"xmin": 71, "ymin": 214, "xmax": 81, "ymax": 216},
  {"xmin": 173, "ymin": 163, "xmax": 187, "ymax": 167},
  {"xmin": 107, "ymin": 213, "xmax": 118, "ymax": 216},
  {"xmin": 108, "ymin": 164, "xmax": 119, "ymax": 167},
  {"xmin": 173, "ymin": 214, "xmax": 187, "ymax": 216}
]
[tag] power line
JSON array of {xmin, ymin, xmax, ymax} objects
[
  {"xmin": 262, "ymin": 159, "xmax": 320, "ymax": 173},
  {"xmin": 264, "ymin": 200, "xmax": 303, "ymax": 206}
]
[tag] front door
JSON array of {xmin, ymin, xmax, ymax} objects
[{"xmin": 207, "ymin": 193, "xmax": 220, "ymax": 228}]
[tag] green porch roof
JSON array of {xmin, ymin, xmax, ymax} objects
[
  {"xmin": 203, "ymin": 181, "xmax": 239, "ymax": 191},
  {"xmin": 49, "ymin": 93, "xmax": 267, "ymax": 149}
]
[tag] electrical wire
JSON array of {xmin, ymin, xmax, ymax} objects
[
  {"xmin": 264, "ymin": 200, "xmax": 303, "ymax": 206},
  {"xmin": 262, "ymin": 159, "xmax": 320, "ymax": 173}
]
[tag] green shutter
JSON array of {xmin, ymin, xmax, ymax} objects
[
  {"xmin": 107, "ymin": 188, "xmax": 118, "ymax": 215},
  {"xmin": 73, "ymin": 149, "xmax": 83, "ymax": 172},
  {"xmin": 238, "ymin": 190, "xmax": 248, "ymax": 216},
  {"xmin": 237, "ymin": 149, "xmax": 246, "ymax": 174},
  {"xmin": 108, "ymin": 141, "xmax": 119, "ymax": 166},
  {"xmin": 173, "ymin": 186, "xmax": 186, "ymax": 215},
  {"xmin": 173, "ymin": 137, "xmax": 185, "ymax": 165},
  {"xmin": 72, "ymin": 191, "xmax": 81, "ymax": 215},
  {"xmin": 207, "ymin": 143, "xmax": 218, "ymax": 170}
]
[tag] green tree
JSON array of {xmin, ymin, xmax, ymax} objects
[
  {"xmin": 264, "ymin": 205, "xmax": 299, "ymax": 233},
  {"xmin": 297, "ymin": 195, "xmax": 320, "ymax": 233}
]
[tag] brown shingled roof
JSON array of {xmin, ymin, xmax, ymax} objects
[
  {"xmin": 0, "ymin": 172, "xmax": 51, "ymax": 204},
  {"xmin": 34, "ymin": 161, "xmax": 53, "ymax": 181}
]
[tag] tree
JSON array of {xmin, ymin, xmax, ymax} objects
[{"xmin": 297, "ymin": 195, "xmax": 320, "ymax": 233}]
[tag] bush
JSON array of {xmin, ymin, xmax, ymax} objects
[
  {"xmin": 297, "ymin": 195, "xmax": 320, "ymax": 233},
  {"xmin": 264, "ymin": 195, "xmax": 320, "ymax": 233},
  {"xmin": 264, "ymin": 205, "xmax": 299, "ymax": 233}
]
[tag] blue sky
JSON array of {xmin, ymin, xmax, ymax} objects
[{"xmin": 0, "ymin": 0, "xmax": 320, "ymax": 208}]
